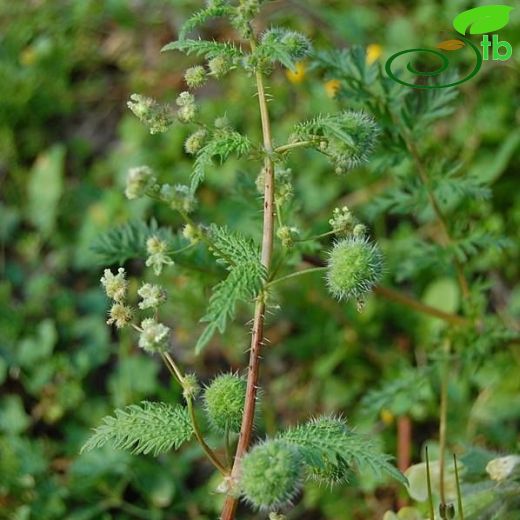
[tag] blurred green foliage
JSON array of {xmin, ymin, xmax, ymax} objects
[{"xmin": 1, "ymin": 1, "xmax": 519, "ymax": 519}]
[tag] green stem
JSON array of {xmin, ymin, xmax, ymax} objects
[
  {"xmin": 187, "ymin": 397, "xmax": 229, "ymax": 475},
  {"xmin": 425, "ymin": 446, "xmax": 435, "ymax": 520},
  {"xmin": 267, "ymin": 267, "xmax": 326, "ymax": 288},
  {"xmin": 159, "ymin": 352, "xmax": 228, "ymax": 475},
  {"xmin": 439, "ymin": 341, "xmax": 450, "ymax": 507},
  {"xmin": 274, "ymin": 140, "xmax": 316, "ymax": 154},
  {"xmin": 454, "ymin": 453, "xmax": 464, "ymax": 520},
  {"xmin": 295, "ymin": 229, "xmax": 336, "ymax": 243}
]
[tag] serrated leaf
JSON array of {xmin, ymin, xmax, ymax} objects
[
  {"xmin": 179, "ymin": 5, "xmax": 235, "ymax": 39},
  {"xmin": 81, "ymin": 401, "xmax": 193, "ymax": 456},
  {"xmin": 279, "ymin": 416, "xmax": 407, "ymax": 486},
  {"xmin": 195, "ymin": 226, "xmax": 265, "ymax": 353},
  {"xmin": 453, "ymin": 5, "xmax": 513, "ymax": 35},
  {"xmin": 90, "ymin": 220, "xmax": 173, "ymax": 265},
  {"xmin": 161, "ymin": 39, "xmax": 243, "ymax": 59}
]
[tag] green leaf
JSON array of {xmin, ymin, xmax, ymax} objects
[
  {"xmin": 195, "ymin": 226, "xmax": 265, "ymax": 353},
  {"xmin": 279, "ymin": 416, "xmax": 407, "ymax": 486},
  {"xmin": 90, "ymin": 220, "xmax": 173, "ymax": 265},
  {"xmin": 190, "ymin": 130, "xmax": 250, "ymax": 192},
  {"xmin": 179, "ymin": 5, "xmax": 235, "ymax": 39},
  {"xmin": 453, "ymin": 5, "xmax": 513, "ymax": 35},
  {"xmin": 81, "ymin": 401, "xmax": 193, "ymax": 456},
  {"xmin": 161, "ymin": 39, "xmax": 243, "ymax": 60},
  {"xmin": 27, "ymin": 144, "xmax": 65, "ymax": 236}
]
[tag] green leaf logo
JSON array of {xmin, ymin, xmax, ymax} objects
[{"xmin": 453, "ymin": 5, "xmax": 513, "ymax": 35}]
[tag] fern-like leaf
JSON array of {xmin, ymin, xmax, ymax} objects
[
  {"xmin": 191, "ymin": 130, "xmax": 251, "ymax": 192},
  {"xmin": 208, "ymin": 224, "xmax": 260, "ymax": 266},
  {"xmin": 90, "ymin": 220, "xmax": 173, "ymax": 265},
  {"xmin": 195, "ymin": 226, "xmax": 265, "ymax": 353},
  {"xmin": 81, "ymin": 401, "xmax": 193, "ymax": 456},
  {"xmin": 162, "ymin": 39, "xmax": 243, "ymax": 60},
  {"xmin": 179, "ymin": 5, "xmax": 235, "ymax": 39},
  {"xmin": 279, "ymin": 416, "xmax": 407, "ymax": 486}
]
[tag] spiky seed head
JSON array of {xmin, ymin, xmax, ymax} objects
[
  {"xmin": 100, "ymin": 267, "xmax": 128, "ymax": 302},
  {"xmin": 184, "ymin": 129, "xmax": 207, "ymax": 155},
  {"xmin": 240, "ymin": 440, "xmax": 303, "ymax": 510},
  {"xmin": 326, "ymin": 237, "xmax": 383, "ymax": 301},
  {"xmin": 261, "ymin": 28, "xmax": 312, "ymax": 61},
  {"xmin": 138, "ymin": 318, "xmax": 170, "ymax": 353},
  {"xmin": 203, "ymin": 373, "xmax": 246, "ymax": 433},
  {"xmin": 127, "ymin": 94, "xmax": 174, "ymax": 134},
  {"xmin": 330, "ymin": 111, "xmax": 379, "ymax": 173},
  {"xmin": 184, "ymin": 65, "xmax": 207, "ymax": 89},
  {"xmin": 125, "ymin": 165, "xmax": 155, "ymax": 200},
  {"xmin": 208, "ymin": 55, "xmax": 232, "ymax": 78}
]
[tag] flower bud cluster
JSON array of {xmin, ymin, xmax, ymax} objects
[
  {"xmin": 127, "ymin": 94, "xmax": 175, "ymax": 134},
  {"xmin": 160, "ymin": 184, "xmax": 197, "ymax": 213},
  {"xmin": 138, "ymin": 317, "xmax": 170, "ymax": 353},
  {"xmin": 208, "ymin": 55, "xmax": 233, "ymax": 79},
  {"xmin": 184, "ymin": 129, "xmax": 207, "ymax": 155},
  {"xmin": 125, "ymin": 166, "xmax": 156, "ymax": 200},
  {"xmin": 146, "ymin": 236, "xmax": 174, "ymax": 276},
  {"xmin": 184, "ymin": 65, "xmax": 207, "ymax": 88},
  {"xmin": 101, "ymin": 268, "xmax": 133, "ymax": 329},
  {"xmin": 137, "ymin": 283, "xmax": 166, "ymax": 310},
  {"xmin": 276, "ymin": 226, "xmax": 299, "ymax": 248},
  {"xmin": 176, "ymin": 91, "xmax": 197, "ymax": 123}
]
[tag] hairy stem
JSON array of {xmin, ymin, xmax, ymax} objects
[{"xmin": 219, "ymin": 38, "xmax": 276, "ymax": 520}]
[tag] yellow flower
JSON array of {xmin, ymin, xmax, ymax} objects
[
  {"xmin": 286, "ymin": 62, "xmax": 306, "ymax": 84},
  {"xmin": 380, "ymin": 408, "xmax": 394, "ymax": 425},
  {"xmin": 366, "ymin": 43, "xmax": 383, "ymax": 65},
  {"xmin": 324, "ymin": 79, "xmax": 341, "ymax": 98}
]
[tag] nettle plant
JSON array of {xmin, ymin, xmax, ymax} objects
[{"xmin": 83, "ymin": 1, "xmax": 406, "ymax": 518}]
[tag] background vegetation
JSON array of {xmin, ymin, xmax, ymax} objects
[{"xmin": 1, "ymin": 1, "xmax": 519, "ymax": 519}]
